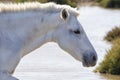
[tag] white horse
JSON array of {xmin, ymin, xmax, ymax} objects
[{"xmin": 0, "ymin": 2, "xmax": 97, "ymax": 80}]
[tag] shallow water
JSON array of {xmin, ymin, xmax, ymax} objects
[{"xmin": 14, "ymin": 6, "xmax": 120, "ymax": 80}]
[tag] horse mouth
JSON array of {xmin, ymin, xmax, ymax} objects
[
  {"xmin": 82, "ymin": 58, "xmax": 96, "ymax": 67},
  {"xmin": 82, "ymin": 58, "xmax": 90, "ymax": 67}
]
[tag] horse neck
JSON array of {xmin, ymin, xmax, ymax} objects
[
  {"xmin": 22, "ymin": 30, "xmax": 54, "ymax": 55},
  {"xmin": 18, "ymin": 11, "xmax": 61, "ymax": 36},
  {"xmin": 19, "ymin": 11, "xmax": 60, "ymax": 57}
]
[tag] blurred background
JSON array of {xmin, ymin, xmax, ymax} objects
[{"xmin": 0, "ymin": 0, "xmax": 120, "ymax": 80}]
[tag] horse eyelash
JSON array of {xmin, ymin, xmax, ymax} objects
[
  {"xmin": 73, "ymin": 30, "xmax": 80, "ymax": 34},
  {"xmin": 70, "ymin": 29, "xmax": 81, "ymax": 34}
]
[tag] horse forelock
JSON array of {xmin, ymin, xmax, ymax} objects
[{"xmin": 0, "ymin": 2, "xmax": 79, "ymax": 16}]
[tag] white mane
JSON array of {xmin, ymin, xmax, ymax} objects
[{"xmin": 0, "ymin": 2, "xmax": 79, "ymax": 15}]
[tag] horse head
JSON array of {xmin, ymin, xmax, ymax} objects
[{"xmin": 53, "ymin": 8, "xmax": 97, "ymax": 67}]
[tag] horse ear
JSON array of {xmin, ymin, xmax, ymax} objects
[{"xmin": 61, "ymin": 9, "xmax": 69, "ymax": 20}]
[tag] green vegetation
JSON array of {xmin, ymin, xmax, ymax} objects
[
  {"xmin": 96, "ymin": 0, "xmax": 102, "ymax": 2},
  {"xmin": 104, "ymin": 27, "xmax": 120, "ymax": 42},
  {"xmin": 96, "ymin": 0, "xmax": 120, "ymax": 8},
  {"xmin": 48, "ymin": 0, "xmax": 77, "ymax": 7},
  {"xmin": 95, "ymin": 26, "xmax": 120, "ymax": 75},
  {"xmin": 15, "ymin": 0, "xmax": 48, "ymax": 3}
]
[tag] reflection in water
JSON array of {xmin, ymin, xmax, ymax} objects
[
  {"xmin": 14, "ymin": 6, "xmax": 120, "ymax": 80},
  {"xmin": 100, "ymin": 74, "xmax": 120, "ymax": 80}
]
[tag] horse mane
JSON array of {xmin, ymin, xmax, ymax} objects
[{"xmin": 0, "ymin": 2, "xmax": 79, "ymax": 16}]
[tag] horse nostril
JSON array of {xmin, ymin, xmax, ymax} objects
[{"xmin": 93, "ymin": 55, "xmax": 96, "ymax": 61}]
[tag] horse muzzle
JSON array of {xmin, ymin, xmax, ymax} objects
[{"xmin": 82, "ymin": 51, "xmax": 97, "ymax": 67}]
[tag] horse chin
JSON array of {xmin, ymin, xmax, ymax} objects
[
  {"xmin": 82, "ymin": 59, "xmax": 96, "ymax": 67},
  {"xmin": 82, "ymin": 60, "xmax": 90, "ymax": 67}
]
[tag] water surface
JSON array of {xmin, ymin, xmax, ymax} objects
[{"xmin": 14, "ymin": 6, "xmax": 120, "ymax": 80}]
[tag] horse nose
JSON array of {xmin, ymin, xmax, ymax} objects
[
  {"xmin": 90, "ymin": 52, "xmax": 97, "ymax": 66},
  {"xmin": 82, "ymin": 51, "xmax": 97, "ymax": 67},
  {"xmin": 92, "ymin": 55, "xmax": 97, "ymax": 62}
]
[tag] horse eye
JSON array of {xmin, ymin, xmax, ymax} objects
[{"xmin": 73, "ymin": 30, "xmax": 80, "ymax": 34}]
